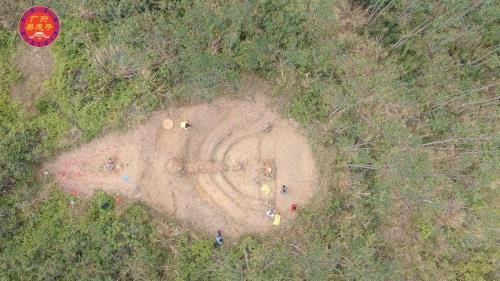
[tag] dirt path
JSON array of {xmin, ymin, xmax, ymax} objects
[
  {"xmin": 43, "ymin": 97, "xmax": 317, "ymax": 238},
  {"xmin": 11, "ymin": 44, "xmax": 54, "ymax": 108}
]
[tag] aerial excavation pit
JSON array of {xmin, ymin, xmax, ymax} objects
[{"xmin": 44, "ymin": 98, "xmax": 317, "ymax": 237}]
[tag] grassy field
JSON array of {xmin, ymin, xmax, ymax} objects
[{"xmin": 0, "ymin": 0, "xmax": 498, "ymax": 280}]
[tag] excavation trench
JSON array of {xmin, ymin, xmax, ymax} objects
[{"xmin": 43, "ymin": 98, "xmax": 317, "ymax": 237}]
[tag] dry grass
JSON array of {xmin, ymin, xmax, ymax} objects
[
  {"xmin": 436, "ymin": 199, "xmax": 466, "ymax": 230},
  {"xmin": 91, "ymin": 44, "xmax": 143, "ymax": 80},
  {"xmin": 0, "ymin": 0, "xmax": 21, "ymax": 29}
]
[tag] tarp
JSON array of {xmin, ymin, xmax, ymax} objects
[
  {"xmin": 273, "ymin": 214, "xmax": 281, "ymax": 225},
  {"xmin": 260, "ymin": 183, "xmax": 272, "ymax": 194}
]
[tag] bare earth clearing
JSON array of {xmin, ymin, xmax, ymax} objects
[
  {"xmin": 11, "ymin": 44, "xmax": 54, "ymax": 108},
  {"xmin": 44, "ymin": 98, "xmax": 317, "ymax": 237}
]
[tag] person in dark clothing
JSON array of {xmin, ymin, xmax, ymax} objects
[
  {"xmin": 180, "ymin": 121, "xmax": 192, "ymax": 129},
  {"xmin": 106, "ymin": 158, "xmax": 115, "ymax": 171},
  {"xmin": 101, "ymin": 201, "xmax": 111, "ymax": 210},
  {"xmin": 214, "ymin": 230, "xmax": 224, "ymax": 248}
]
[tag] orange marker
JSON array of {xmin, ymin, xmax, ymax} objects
[{"xmin": 115, "ymin": 195, "xmax": 122, "ymax": 205}]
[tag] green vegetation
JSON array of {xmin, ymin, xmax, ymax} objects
[
  {"xmin": 1, "ymin": 190, "xmax": 167, "ymax": 280},
  {"xmin": 1, "ymin": 0, "xmax": 498, "ymax": 280}
]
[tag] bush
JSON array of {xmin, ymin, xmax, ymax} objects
[
  {"xmin": 0, "ymin": 190, "xmax": 168, "ymax": 280},
  {"xmin": 290, "ymin": 86, "xmax": 329, "ymax": 123}
]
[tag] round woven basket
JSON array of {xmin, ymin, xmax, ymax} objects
[{"xmin": 163, "ymin": 118, "xmax": 174, "ymax": 130}]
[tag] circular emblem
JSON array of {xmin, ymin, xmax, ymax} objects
[{"xmin": 18, "ymin": 6, "xmax": 60, "ymax": 47}]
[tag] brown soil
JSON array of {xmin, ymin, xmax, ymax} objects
[
  {"xmin": 11, "ymin": 44, "xmax": 54, "ymax": 108},
  {"xmin": 43, "ymin": 97, "xmax": 317, "ymax": 237}
]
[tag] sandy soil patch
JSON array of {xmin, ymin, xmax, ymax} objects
[
  {"xmin": 11, "ymin": 44, "xmax": 54, "ymax": 108},
  {"xmin": 43, "ymin": 97, "xmax": 317, "ymax": 237}
]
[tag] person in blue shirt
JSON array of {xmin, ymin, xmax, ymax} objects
[{"xmin": 214, "ymin": 230, "xmax": 224, "ymax": 248}]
